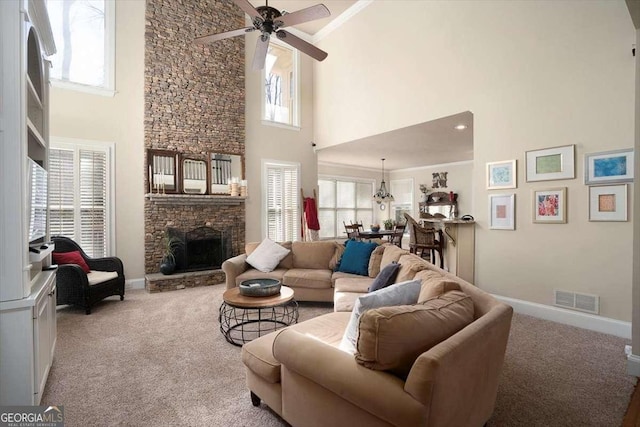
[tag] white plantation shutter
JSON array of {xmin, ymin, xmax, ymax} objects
[
  {"xmin": 265, "ymin": 162, "xmax": 300, "ymax": 242},
  {"xmin": 79, "ymin": 149, "xmax": 107, "ymax": 257},
  {"xmin": 49, "ymin": 142, "xmax": 112, "ymax": 258},
  {"xmin": 49, "ymin": 148, "xmax": 76, "ymax": 239}
]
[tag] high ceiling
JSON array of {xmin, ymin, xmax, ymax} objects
[
  {"xmin": 316, "ymin": 112, "xmax": 474, "ymax": 171},
  {"xmin": 242, "ymin": 2, "xmax": 475, "ymax": 171},
  {"xmin": 250, "ymin": 0, "xmax": 358, "ymax": 35}
]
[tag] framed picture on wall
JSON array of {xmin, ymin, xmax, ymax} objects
[
  {"xmin": 532, "ymin": 187, "xmax": 567, "ymax": 224},
  {"xmin": 589, "ymin": 184, "xmax": 628, "ymax": 222},
  {"xmin": 584, "ymin": 149, "xmax": 634, "ymax": 185},
  {"xmin": 489, "ymin": 193, "xmax": 515, "ymax": 230},
  {"xmin": 525, "ymin": 145, "xmax": 575, "ymax": 182},
  {"xmin": 486, "ymin": 160, "xmax": 516, "ymax": 190}
]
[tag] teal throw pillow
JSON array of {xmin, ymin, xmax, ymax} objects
[{"xmin": 336, "ymin": 240, "xmax": 378, "ymax": 276}]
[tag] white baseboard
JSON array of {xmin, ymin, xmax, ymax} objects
[
  {"xmin": 493, "ymin": 294, "xmax": 631, "ymax": 339},
  {"xmin": 125, "ymin": 278, "xmax": 145, "ymax": 290},
  {"xmin": 627, "ymin": 354, "xmax": 640, "ymax": 376}
]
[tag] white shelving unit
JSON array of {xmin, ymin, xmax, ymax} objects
[{"xmin": 0, "ymin": 0, "xmax": 57, "ymax": 405}]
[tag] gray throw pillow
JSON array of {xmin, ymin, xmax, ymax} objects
[
  {"xmin": 339, "ymin": 279, "xmax": 422, "ymax": 354},
  {"xmin": 368, "ymin": 262, "xmax": 401, "ymax": 292}
]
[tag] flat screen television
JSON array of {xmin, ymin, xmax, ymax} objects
[{"xmin": 27, "ymin": 158, "xmax": 48, "ymax": 243}]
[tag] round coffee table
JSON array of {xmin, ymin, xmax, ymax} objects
[{"xmin": 219, "ymin": 285, "xmax": 299, "ymax": 346}]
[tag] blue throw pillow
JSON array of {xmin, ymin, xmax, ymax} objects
[
  {"xmin": 336, "ymin": 240, "xmax": 378, "ymax": 276},
  {"xmin": 368, "ymin": 262, "xmax": 401, "ymax": 292}
]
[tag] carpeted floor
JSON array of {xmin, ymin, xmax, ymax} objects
[{"xmin": 42, "ymin": 285, "xmax": 636, "ymax": 426}]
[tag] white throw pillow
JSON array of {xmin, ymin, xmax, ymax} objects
[
  {"xmin": 339, "ymin": 279, "xmax": 422, "ymax": 354},
  {"xmin": 246, "ymin": 238, "xmax": 290, "ymax": 273}
]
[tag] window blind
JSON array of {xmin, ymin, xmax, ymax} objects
[
  {"xmin": 49, "ymin": 148, "xmax": 76, "ymax": 240},
  {"xmin": 49, "ymin": 144, "xmax": 110, "ymax": 258},
  {"xmin": 318, "ymin": 178, "xmax": 374, "ymax": 239},
  {"xmin": 79, "ymin": 149, "xmax": 107, "ymax": 257},
  {"xmin": 266, "ymin": 163, "xmax": 300, "ymax": 242}
]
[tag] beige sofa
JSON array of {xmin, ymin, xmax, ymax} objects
[
  {"xmin": 240, "ymin": 248, "xmax": 513, "ymax": 427},
  {"xmin": 222, "ymin": 240, "xmax": 370, "ymax": 302}
]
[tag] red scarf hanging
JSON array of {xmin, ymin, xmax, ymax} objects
[{"xmin": 303, "ymin": 197, "xmax": 320, "ymax": 230}]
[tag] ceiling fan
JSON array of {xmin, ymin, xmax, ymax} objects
[{"xmin": 195, "ymin": 0, "xmax": 330, "ymax": 70}]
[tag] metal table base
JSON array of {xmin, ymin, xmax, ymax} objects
[{"xmin": 219, "ymin": 300, "xmax": 299, "ymax": 346}]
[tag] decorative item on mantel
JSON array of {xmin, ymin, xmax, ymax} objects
[
  {"xmin": 227, "ymin": 177, "xmax": 246, "ymax": 197},
  {"xmin": 229, "ymin": 177, "xmax": 239, "ymax": 196}
]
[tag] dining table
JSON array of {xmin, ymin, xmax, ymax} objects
[{"xmin": 358, "ymin": 229, "xmax": 395, "ymax": 239}]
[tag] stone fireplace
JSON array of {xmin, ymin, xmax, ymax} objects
[
  {"xmin": 143, "ymin": 0, "xmax": 245, "ymax": 292},
  {"xmin": 144, "ymin": 195, "xmax": 246, "ymax": 292}
]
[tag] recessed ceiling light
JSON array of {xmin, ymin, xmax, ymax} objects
[{"xmin": 454, "ymin": 124, "xmax": 467, "ymax": 130}]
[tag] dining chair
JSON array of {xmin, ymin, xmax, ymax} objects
[
  {"xmin": 351, "ymin": 220, "xmax": 364, "ymax": 233},
  {"xmin": 343, "ymin": 221, "xmax": 361, "ymax": 240},
  {"xmin": 388, "ymin": 223, "xmax": 406, "ymax": 248}
]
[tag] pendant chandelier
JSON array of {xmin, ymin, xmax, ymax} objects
[{"xmin": 372, "ymin": 158, "xmax": 394, "ymax": 203}]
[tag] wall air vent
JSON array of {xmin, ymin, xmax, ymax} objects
[{"xmin": 554, "ymin": 289, "xmax": 599, "ymax": 315}]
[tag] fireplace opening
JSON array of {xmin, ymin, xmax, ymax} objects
[{"xmin": 167, "ymin": 226, "xmax": 231, "ymax": 272}]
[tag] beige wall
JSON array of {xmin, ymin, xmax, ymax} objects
[
  {"xmin": 245, "ymin": 35, "xmax": 317, "ymax": 243},
  {"xmin": 49, "ymin": 1, "xmax": 145, "ymax": 281},
  {"xmin": 314, "ymin": 1, "xmax": 636, "ymax": 321},
  {"xmin": 632, "ymin": 27, "xmax": 640, "ymax": 354},
  {"xmin": 390, "ymin": 161, "xmax": 474, "ymax": 220}
]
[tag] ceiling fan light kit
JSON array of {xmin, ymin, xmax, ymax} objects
[{"xmin": 195, "ymin": 0, "xmax": 330, "ymax": 70}]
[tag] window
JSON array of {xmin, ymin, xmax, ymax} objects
[
  {"xmin": 263, "ymin": 40, "xmax": 299, "ymax": 128},
  {"xmin": 390, "ymin": 179, "xmax": 414, "ymax": 225},
  {"xmin": 264, "ymin": 161, "xmax": 300, "ymax": 242},
  {"xmin": 318, "ymin": 177, "xmax": 374, "ymax": 239},
  {"xmin": 49, "ymin": 139, "xmax": 114, "ymax": 258},
  {"xmin": 46, "ymin": 0, "xmax": 115, "ymax": 94}
]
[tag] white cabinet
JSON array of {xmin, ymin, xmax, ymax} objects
[
  {"xmin": 0, "ymin": 0, "xmax": 57, "ymax": 406},
  {"xmin": 0, "ymin": 271, "xmax": 57, "ymax": 405}
]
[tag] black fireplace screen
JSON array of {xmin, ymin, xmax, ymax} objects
[{"xmin": 167, "ymin": 226, "xmax": 231, "ymax": 272}]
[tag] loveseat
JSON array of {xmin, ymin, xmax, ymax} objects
[{"xmin": 239, "ymin": 245, "xmax": 513, "ymax": 427}]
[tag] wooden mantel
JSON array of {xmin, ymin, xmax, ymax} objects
[{"xmin": 145, "ymin": 194, "xmax": 247, "ymax": 206}]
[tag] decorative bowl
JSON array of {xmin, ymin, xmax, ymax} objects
[
  {"xmin": 239, "ymin": 278, "xmax": 281, "ymax": 297},
  {"xmin": 371, "ymin": 226, "xmax": 381, "ymax": 232}
]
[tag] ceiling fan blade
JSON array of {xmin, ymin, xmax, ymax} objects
[
  {"xmin": 275, "ymin": 4, "xmax": 330, "ymax": 28},
  {"xmin": 233, "ymin": 0, "xmax": 262, "ymax": 20},
  {"xmin": 276, "ymin": 30, "xmax": 328, "ymax": 62},
  {"xmin": 252, "ymin": 34, "xmax": 270, "ymax": 70},
  {"xmin": 194, "ymin": 27, "xmax": 254, "ymax": 44}
]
